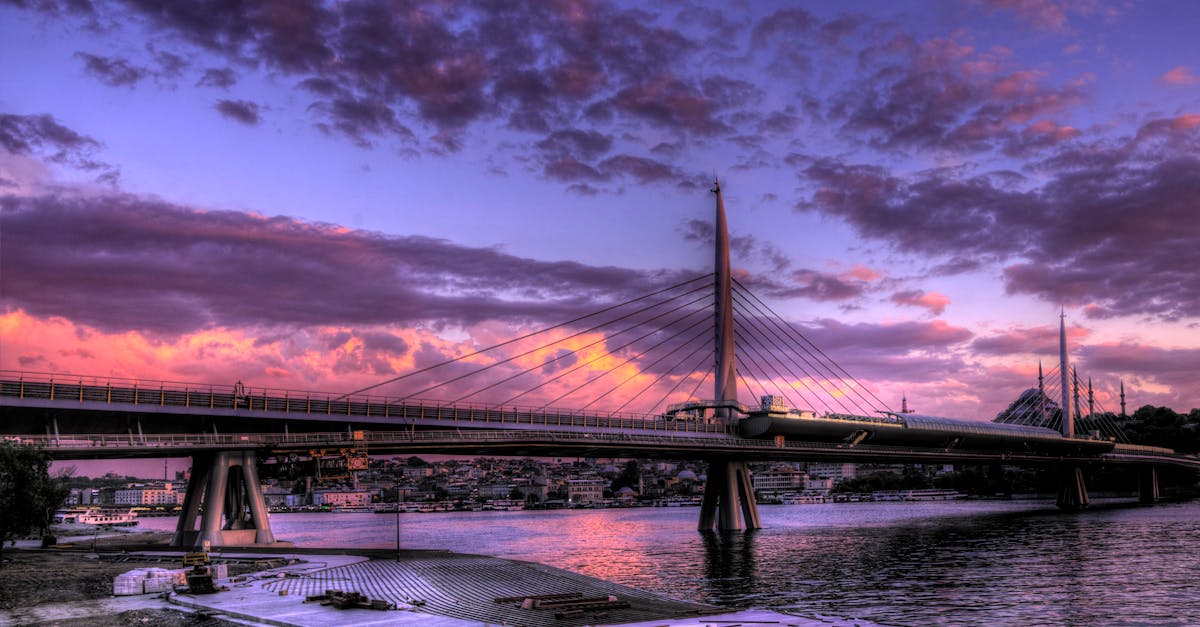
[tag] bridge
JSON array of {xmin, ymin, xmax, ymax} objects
[{"xmin": 3, "ymin": 182, "xmax": 1197, "ymax": 547}]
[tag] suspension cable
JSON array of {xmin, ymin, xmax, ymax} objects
[{"xmin": 336, "ymin": 273, "xmax": 713, "ymax": 399}]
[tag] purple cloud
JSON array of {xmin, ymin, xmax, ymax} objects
[
  {"xmin": 0, "ymin": 192, "xmax": 694, "ymax": 336},
  {"xmin": 0, "ymin": 112, "xmax": 118, "ymax": 181},
  {"xmin": 215, "ymin": 99, "xmax": 261, "ymax": 126},
  {"xmin": 800, "ymin": 115, "xmax": 1200, "ymax": 320},
  {"xmin": 197, "ymin": 67, "xmax": 238, "ymax": 90},
  {"xmin": 829, "ymin": 36, "xmax": 1087, "ymax": 152},
  {"xmin": 75, "ymin": 52, "xmax": 148, "ymax": 87}
]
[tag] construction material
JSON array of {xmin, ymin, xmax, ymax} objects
[
  {"xmin": 495, "ymin": 592, "xmax": 583, "ymax": 604},
  {"xmin": 303, "ymin": 588, "xmax": 394, "ymax": 611},
  {"xmin": 113, "ymin": 567, "xmax": 187, "ymax": 595}
]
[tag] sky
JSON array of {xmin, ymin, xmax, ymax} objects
[{"xmin": 2, "ymin": 1, "xmax": 1199, "ymax": 477}]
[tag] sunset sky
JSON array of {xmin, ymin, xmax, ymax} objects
[{"xmin": 2, "ymin": 1, "xmax": 1198, "ymax": 478}]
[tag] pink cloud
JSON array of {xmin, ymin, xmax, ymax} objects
[
  {"xmin": 971, "ymin": 324, "xmax": 1091, "ymax": 356},
  {"xmin": 1160, "ymin": 66, "xmax": 1199, "ymax": 86},
  {"xmin": 890, "ymin": 290, "xmax": 951, "ymax": 315},
  {"xmin": 841, "ymin": 264, "xmax": 883, "ymax": 282}
]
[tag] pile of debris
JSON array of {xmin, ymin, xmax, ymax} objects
[
  {"xmin": 496, "ymin": 592, "xmax": 630, "ymax": 620},
  {"xmin": 305, "ymin": 588, "xmax": 394, "ymax": 611},
  {"xmin": 113, "ymin": 561, "xmax": 228, "ymax": 596}
]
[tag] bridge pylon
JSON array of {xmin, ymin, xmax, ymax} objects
[
  {"xmin": 698, "ymin": 179, "xmax": 761, "ymax": 532},
  {"xmin": 1138, "ymin": 466, "xmax": 1159, "ymax": 504},
  {"xmin": 171, "ymin": 450, "xmax": 276, "ymax": 548},
  {"xmin": 1055, "ymin": 465, "xmax": 1090, "ymax": 511}
]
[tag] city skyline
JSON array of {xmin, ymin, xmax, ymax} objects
[{"xmin": 3, "ymin": 0, "xmax": 1198, "ymax": 469}]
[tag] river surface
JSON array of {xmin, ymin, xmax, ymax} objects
[{"xmin": 139, "ymin": 499, "xmax": 1200, "ymax": 626}]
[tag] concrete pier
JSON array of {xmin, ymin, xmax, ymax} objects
[
  {"xmin": 162, "ymin": 550, "xmax": 871, "ymax": 626},
  {"xmin": 1138, "ymin": 466, "xmax": 1159, "ymax": 504},
  {"xmin": 172, "ymin": 450, "xmax": 276, "ymax": 548},
  {"xmin": 1056, "ymin": 465, "xmax": 1090, "ymax": 511}
]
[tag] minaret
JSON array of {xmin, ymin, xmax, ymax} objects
[
  {"xmin": 1087, "ymin": 377, "xmax": 1094, "ymax": 418},
  {"xmin": 1058, "ymin": 311, "xmax": 1073, "ymax": 437},
  {"xmin": 1072, "ymin": 366, "xmax": 1081, "ymax": 425},
  {"xmin": 901, "ymin": 394, "xmax": 910, "ymax": 414},
  {"xmin": 712, "ymin": 179, "xmax": 737, "ymax": 419},
  {"xmin": 1038, "ymin": 361, "xmax": 1047, "ymax": 424},
  {"xmin": 1120, "ymin": 380, "xmax": 1127, "ymax": 417}
]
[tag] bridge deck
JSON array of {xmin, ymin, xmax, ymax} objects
[{"xmin": 4, "ymin": 373, "xmax": 1197, "ymax": 470}]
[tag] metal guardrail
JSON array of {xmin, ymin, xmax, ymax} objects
[
  {"xmin": 1111, "ymin": 442, "xmax": 1178, "ymax": 455},
  {"xmin": 0, "ymin": 370, "xmax": 730, "ymax": 434}
]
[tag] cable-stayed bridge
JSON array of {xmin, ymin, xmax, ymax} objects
[{"xmin": 2, "ymin": 183, "xmax": 1197, "ymax": 547}]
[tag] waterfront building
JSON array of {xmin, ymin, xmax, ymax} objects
[
  {"xmin": 312, "ymin": 490, "xmax": 373, "ymax": 508},
  {"xmin": 751, "ymin": 465, "xmax": 806, "ymax": 495},
  {"xmin": 566, "ymin": 479, "xmax": 605, "ymax": 505},
  {"xmin": 806, "ymin": 462, "xmax": 858, "ymax": 483},
  {"xmin": 805, "ymin": 476, "xmax": 835, "ymax": 494},
  {"xmin": 114, "ymin": 482, "xmax": 184, "ymax": 506}
]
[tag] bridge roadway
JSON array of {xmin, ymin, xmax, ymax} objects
[
  {"xmin": 3, "ymin": 372, "xmax": 1199, "ymax": 470},
  {"xmin": 8, "ymin": 429, "xmax": 1200, "ymax": 470}
]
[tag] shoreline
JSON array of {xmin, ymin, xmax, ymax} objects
[{"xmin": 1, "ymin": 534, "xmax": 878, "ymax": 627}]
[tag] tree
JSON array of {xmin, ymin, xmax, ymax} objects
[
  {"xmin": 610, "ymin": 460, "xmax": 640, "ymax": 492},
  {"xmin": 1, "ymin": 443, "xmax": 70, "ymax": 565}
]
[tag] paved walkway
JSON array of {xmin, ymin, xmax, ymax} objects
[
  {"xmin": 1, "ymin": 547, "xmax": 886, "ymax": 627},
  {"xmin": 171, "ymin": 552, "xmax": 885, "ymax": 627}
]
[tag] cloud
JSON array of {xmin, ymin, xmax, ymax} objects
[
  {"xmin": 0, "ymin": 113, "xmax": 118, "ymax": 182},
  {"xmin": 805, "ymin": 318, "xmax": 973, "ymax": 353},
  {"xmin": 890, "ymin": 289, "xmax": 950, "ymax": 315},
  {"xmin": 800, "ymin": 114, "xmax": 1200, "ymax": 320},
  {"xmin": 1076, "ymin": 342, "xmax": 1200, "ymax": 409},
  {"xmin": 535, "ymin": 129, "xmax": 614, "ymax": 162},
  {"xmin": 75, "ymin": 52, "xmax": 148, "ymax": 87},
  {"xmin": 197, "ymin": 67, "xmax": 238, "ymax": 90},
  {"xmin": 970, "ymin": 324, "xmax": 1090, "ymax": 356},
  {"xmin": 976, "ymin": 0, "xmax": 1070, "ymax": 31},
  {"xmin": 0, "ymin": 191, "xmax": 693, "ymax": 337},
  {"xmin": 14, "ymin": 1, "xmax": 770, "ymax": 191},
  {"xmin": 215, "ymin": 99, "xmax": 262, "ymax": 126},
  {"xmin": 1160, "ymin": 65, "xmax": 1200, "ymax": 86},
  {"xmin": 829, "ymin": 36, "xmax": 1087, "ymax": 152}
]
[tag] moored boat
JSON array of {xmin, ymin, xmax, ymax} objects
[{"xmin": 54, "ymin": 507, "xmax": 138, "ymax": 526}]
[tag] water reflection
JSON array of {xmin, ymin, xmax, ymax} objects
[
  {"xmin": 136, "ymin": 501, "xmax": 1200, "ymax": 626},
  {"xmin": 701, "ymin": 530, "xmax": 758, "ymax": 604}
]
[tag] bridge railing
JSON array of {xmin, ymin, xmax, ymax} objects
[{"xmin": 0, "ymin": 370, "xmax": 732, "ymax": 434}]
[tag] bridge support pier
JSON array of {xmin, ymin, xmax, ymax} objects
[
  {"xmin": 698, "ymin": 459, "xmax": 760, "ymax": 532},
  {"xmin": 1055, "ymin": 465, "xmax": 1090, "ymax": 511},
  {"xmin": 1138, "ymin": 466, "xmax": 1159, "ymax": 504},
  {"xmin": 171, "ymin": 451, "xmax": 276, "ymax": 548}
]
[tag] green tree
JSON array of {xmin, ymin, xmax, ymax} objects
[
  {"xmin": 610, "ymin": 460, "xmax": 641, "ymax": 492},
  {"xmin": 1, "ymin": 443, "xmax": 70, "ymax": 565}
]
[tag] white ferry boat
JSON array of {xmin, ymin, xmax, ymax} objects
[
  {"xmin": 779, "ymin": 493, "xmax": 827, "ymax": 504},
  {"xmin": 54, "ymin": 508, "xmax": 138, "ymax": 526},
  {"xmin": 901, "ymin": 489, "xmax": 967, "ymax": 501}
]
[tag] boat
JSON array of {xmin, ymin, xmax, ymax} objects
[
  {"xmin": 901, "ymin": 489, "xmax": 967, "ymax": 501},
  {"xmin": 779, "ymin": 493, "xmax": 827, "ymax": 504},
  {"xmin": 54, "ymin": 508, "xmax": 138, "ymax": 526}
]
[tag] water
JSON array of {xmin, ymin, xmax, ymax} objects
[{"xmin": 139, "ymin": 500, "xmax": 1200, "ymax": 625}]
